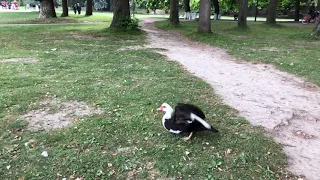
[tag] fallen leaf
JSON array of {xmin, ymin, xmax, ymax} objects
[
  {"xmin": 109, "ymin": 170, "xmax": 116, "ymax": 176},
  {"xmin": 18, "ymin": 178, "xmax": 25, "ymax": 180},
  {"xmin": 226, "ymin": 149, "xmax": 232, "ymax": 155},
  {"xmin": 6, "ymin": 165, "xmax": 10, "ymax": 170},
  {"xmin": 290, "ymin": 62, "xmax": 294, "ymax": 66},
  {"xmin": 41, "ymin": 151, "xmax": 48, "ymax": 157},
  {"xmin": 185, "ymin": 151, "xmax": 190, "ymax": 155},
  {"xmin": 182, "ymin": 156, "xmax": 187, "ymax": 161},
  {"xmin": 108, "ymin": 163, "xmax": 113, "ymax": 168}
]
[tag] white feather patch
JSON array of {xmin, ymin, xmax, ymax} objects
[
  {"xmin": 190, "ymin": 113, "xmax": 211, "ymax": 129},
  {"xmin": 169, "ymin": 129, "xmax": 182, "ymax": 134}
]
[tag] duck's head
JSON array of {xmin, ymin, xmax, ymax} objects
[{"xmin": 157, "ymin": 103, "xmax": 173, "ymax": 113}]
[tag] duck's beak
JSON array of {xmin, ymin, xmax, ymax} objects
[{"xmin": 157, "ymin": 106, "xmax": 163, "ymax": 111}]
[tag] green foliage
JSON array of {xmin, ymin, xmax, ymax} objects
[
  {"xmin": 93, "ymin": 0, "xmax": 108, "ymax": 10},
  {"xmin": 146, "ymin": 0, "xmax": 163, "ymax": 12},
  {"xmin": 136, "ymin": 0, "xmax": 147, "ymax": 8},
  {"xmin": 190, "ymin": 0, "xmax": 200, "ymax": 11},
  {"xmin": 19, "ymin": 0, "xmax": 24, "ymax": 6},
  {"xmin": 162, "ymin": 0, "xmax": 170, "ymax": 11},
  {"xmin": 116, "ymin": 14, "xmax": 140, "ymax": 30}
]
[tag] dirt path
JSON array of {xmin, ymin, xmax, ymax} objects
[{"xmin": 140, "ymin": 18, "xmax": 320, "ymax": 180}]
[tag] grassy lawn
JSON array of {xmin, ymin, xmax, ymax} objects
[
  {"xmin": 156, "ymin": 20, "xmax": 320, "ymax": 86},
  {"xmin": 0, "ymin": 11, "xmax": 113, "ymax": 24},
  {"xmin": 0, "ymin": 11, "xmax": 168, "ymax": 24},
  {"xmin": 0, "ymin": 16, "xmax": 295, "ymax": 179}
]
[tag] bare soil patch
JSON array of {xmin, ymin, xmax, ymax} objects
[
  {"xmin": 21, "ymin": 99, "xmax": 102, "ymax": 131},
  {"xmin": 0, "ymin": 58, "xmax": 37, "ymax": 63},
  {"xmin": 141, "ymin": 18, "xmax": 320, "ymax": 180}
]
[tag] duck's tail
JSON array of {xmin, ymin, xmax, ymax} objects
[
  {"xmin": 209, "ymin": 126, "xmax": 219, "ymax": 133},
  {"xmin": 190, "ymin": 113, "xmax": 219, "ymax": 133}
]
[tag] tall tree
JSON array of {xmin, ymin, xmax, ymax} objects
[
  {"xmin": 198, "ymin": 0, "xmax": 211, "ymax": 33},
  {"xmin": 184, "ymin": 0, "xmax": 191, "ymax": 19},
  {"xmin": 184, "ymin": 0, "xmax": 191, "ymax": 12},
  {"xmin": 170, "ymin": 0, "xmax": 179, "ymax": 25},
  {"xmin": 39, "ymin": 0, "xmax": 57, "ymax": 18},
  {"xmin": 212, "ymin": 0, "xmax": 219, "ymax": 19},
  {"xmin": 294, "ymin": 0, "xmax": 300, "ymax": 22},
  {"xmin": 316, "ymin": 22, "xmax": 320, "ymax": 37},
  {"xmin": 266, "ymin": 0, "xmax": 278, "ymax": 24},
  {"xmin": 110, "ymin": 0, "xmax": 114, "ymax": 11},
  {"xmin": 110, "ymin": 0, "xmax": 130, "ymax": 28},
  {"xmin": 237, "ymin": 0, "xmax": 248, "ymax": 28},
  {"xmin": 61, "ymin": 0, "xmax": 68, "ymax": 17},
  {"xmin": 86, "ymin": 0, "xmax": 93, "ymax": 16}
]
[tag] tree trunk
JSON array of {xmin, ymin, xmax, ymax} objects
[
  {"xmin": 184, "ymin": 0, "xmax": 190, "ymax": 12},
  {"xmin": 317, "ymin": 0, "xmax": 320, "ymax": 10},
  {"xmin": 213, "ymin": 0, "xmax": 219, "ymax": 19},
  {"xmin": 316, "ymin": 22, "xmax": 320, "ymax": 37},
  {"xmin": 39, "ymin": 0, "xmax": 57, "ymax": 18},
  {"xmin": 294, "ymin": 0, "xmax": 300, "ymax": 21},
  {"xmin": 110, "ymin": 0, "xmax": 114, "ymax": 11},
  {"xmin": 170, "ymin": 0, "xmax": 179, "ymax": 25},
  {"xmin": 198, "ymin": 0, "xmax": 211, "ymax": 33},
  {"xmin": 85, "ymin": 0, "xmax": 93, "ymax": 16},
  {"xmin": 110, "ymin": 0, "xmax": 130, "ymax": 28},
  {"xmin": 266, "ymin": 0, "xmax": 278, "ymax": 24},
  {"xmin": 238, "ymin": 0, "xmax": 248, "ymax": 28},
  {"xmin": 61, "ymin": 0, "xmax": 68, "ymax": 17}
]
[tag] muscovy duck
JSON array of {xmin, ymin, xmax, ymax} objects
[{"xmin": 157, "ymin": 103, "xmax": 218, "ymax": 141}]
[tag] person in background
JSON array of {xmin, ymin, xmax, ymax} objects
[
  {"xmin": 77, "ymin": 3, "xmax": 81, "ymax": 14},
  {"xmin": 308, "ymin": 2, "xmax": 317, "ymax": 21},
  {"xmin": 73, "ymin": 3, "xmax": 77, "ymax": 14}
]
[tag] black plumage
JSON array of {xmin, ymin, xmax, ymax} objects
[{"xmin": 158, "ymin": 103, "xmax": 218, "ymax": 141}]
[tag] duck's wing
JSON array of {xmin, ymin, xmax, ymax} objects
[
  {"xmin": 176, "ymin": 103, "xmax": 206, "ymax": 119},
  {"xmin": 174, "ymin": 104, "xmax": 212, "ymax": 130},
  {"xmin": 172, "ymin": 106, "xmax": 193, "ymax": 124}
]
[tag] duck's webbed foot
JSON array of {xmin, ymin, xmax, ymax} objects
[{"xmin": 183, "ymin": 132, "xmax": 193, "ymax": 141}]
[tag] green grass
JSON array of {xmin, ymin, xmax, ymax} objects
[
  {"xmin": 0, "ymin": 11, "xmax": 168, "ymax": 24},
  {"xmin": 156, "ymin": 20, "xmax": 320, "ymax": 86},
  {"xmin": 0, "ymin": 20, "xmax": 295, "ymax": 179},
  {"xmin": 0, "ymin": 11, "xmax": 113, "ymax": 24}
]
